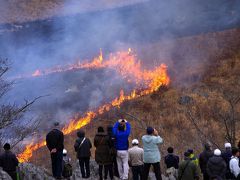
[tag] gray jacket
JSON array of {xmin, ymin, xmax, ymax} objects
[{"xmin": 128, "ymin": 146, "xmax": 144, "ymax": 166}]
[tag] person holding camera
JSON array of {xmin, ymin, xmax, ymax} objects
[
  {"xmin": 142, "ymin": 127, "xmax": 163, "ymax": 180},
  {"xmin": 113, "ymin": 118, "xmax": 131, "ymax": 180}
]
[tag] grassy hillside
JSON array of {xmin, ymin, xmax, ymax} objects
[
  {"xmin": 29, "ymin": 28, "xmax": 240, "ymax": 172},
  {"xmin": 0, "ymin": 0, "xmax": 145, "ymax": 24}
]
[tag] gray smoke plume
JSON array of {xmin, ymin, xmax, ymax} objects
[{"xmin": 0, "ymin": 0, "xmax": 239, "ymax": 144}]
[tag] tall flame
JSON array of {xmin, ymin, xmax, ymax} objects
[{"xmin": 17, "ymin": 49, "xmax": 169, "ymax": 163}]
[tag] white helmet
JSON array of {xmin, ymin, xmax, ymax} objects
[{"xmin": 63, "ymin": 149, "xmax": 67, "ymax": 154}]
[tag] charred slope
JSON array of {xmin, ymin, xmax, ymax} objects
[{"xmin": 29, "ymin": 28, "xmax": 240, "ymax": 170}]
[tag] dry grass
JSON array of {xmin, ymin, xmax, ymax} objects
[
  {"xmin": 29, "ymin": 29, "xmax": 240, "ymax": 173},
  {"xmin": 0, "ymin": 0, "xmax": 146, "ymax": 24}
]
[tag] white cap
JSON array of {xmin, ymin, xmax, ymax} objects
[
  {"xmin": 225, "ymin": 143, "xmax": 231, "ymax": 148},
  {"xmin": 63, "ymin": 149, "xmax": 67, "ymax": 154},
  {"xmin": 214, "ymin": 149, "xmax": 221, "ymax": 156},
  {"xmin": 132, "ymin": 139, "xmax": 139, "ymax": 145}
]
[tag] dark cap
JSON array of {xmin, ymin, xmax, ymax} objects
[
  {"xmin": 146, "ymin": 127, "xmax": 154, "ymax": 135},
  {"xmin": 188, "ymin": 149, "xmax": 193, "ymax": 154}
]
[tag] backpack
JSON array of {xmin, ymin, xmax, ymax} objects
[{"xmin": 62, "ymin": 162, "xmax": 72, "ymax": 178}]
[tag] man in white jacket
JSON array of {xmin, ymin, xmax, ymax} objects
[{"xmin": 229, "ymin": 147, "xmax": 240, "ymax": 179}]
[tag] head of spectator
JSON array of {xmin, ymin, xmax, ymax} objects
[
  {"xmin": 77, "ymin": 130, "xmax": 85, "ymax": 138},
  {"xmin": 63, "ymin": 149, "xmax": 67, "ymax": 156},
  {"xmin": 184, "ymin": 151, "xmax": 191, "ymax": 159},
  {"xmin": 3, "ymin": 143, "xmax": 10, "ymax": 151},
  {"xmin": 214, "ymin": 149, "xmax": 221, "ymax": 156},
  {"xmin": 97, "ymin": 126, "xmax": 104, "ymax": 133},
  {"xmin": 53, "ymin": 121, "xmax": 60, "ymax": 129},
  {"xmin": 204, "ymin": 142, "xmax": 211, "ymax": 151},
  {"xmin": 146, "ymin": 127, "xmax": 154, "ymax": 135},
  {"xmin": 232, "ymin": 147, "xmax": 239, "ymax": 157},
  {"xmin": 225, "ymin": 142, "xmax": 231, "ymax": 150},
  {"xmin": 132, "ymin": 139, "xmax": 139, "ymax": 146},
  {"xmin": 118, "ymin": 123, "xmax": 125, "ymax": 131},
  {"xmin": 167, "ymin": 147, "xmax": 174, "ymax": 154},
  {"xmin": 188, "ymin": 149, "xmax": 194, "ymax": 155}
]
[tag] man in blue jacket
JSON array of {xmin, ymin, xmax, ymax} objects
[{"xmin": 113, "ymin": 119, "xmax": 131, "ymax": 180}]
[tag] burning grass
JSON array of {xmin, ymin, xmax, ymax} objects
[{"xmin": 17, "ymin": 49, "xmax": 170, "ymax": 162}]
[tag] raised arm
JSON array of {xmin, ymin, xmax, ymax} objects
[
  {"xmin": 124, "ymin": 122, "xmax": 131, "ymax": 136},
  {"xmin": 113, "ymin": 122, "xmax": 120, "ymax": 136},
  {"xmin": 154, "ymin": 136, "xmax": 163, "ymax": 144}
]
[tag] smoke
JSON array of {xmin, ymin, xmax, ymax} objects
[{"xmin": 0, "ymin": 0, "xmax": 239, "ymax": 141}]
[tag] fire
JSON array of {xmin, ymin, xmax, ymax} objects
[
  {"xmin": 32, "ymin": 70, "xmax": 41, "ymax": 77},
  {"xmin": 17, "ymin": 49, "xmax": 170, "ymax": 163}
]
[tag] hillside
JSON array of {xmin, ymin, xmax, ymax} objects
[
  {"xmin": 28, "ymin": 28, "xmax": 240, "ymax": 173},
  {"xmin": 0, "ymin": 0, "xmax": 146, "ymax": 24}
]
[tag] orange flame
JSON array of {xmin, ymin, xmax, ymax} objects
[{"xmin": 17, "ymin": 49, "xmax": 170, "ymax": 163}]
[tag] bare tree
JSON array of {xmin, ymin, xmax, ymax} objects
[
  {"xmin": 0, "ymin": 58, "xmax": 42, "ymax": 149},
  {"xmin": 181, "ymin": 85, "xmax": 240, "ymax": 148}
]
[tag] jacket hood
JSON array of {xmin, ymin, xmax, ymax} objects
[
  {"xmin": 77, "ymin": 130, "xmax": 85, "ymax": 138},
  {"xmin": 143, "ymin": 135, "xmax": 153, "ymax": 143},
  {"xmin": 209, "ymin": 156, "xmax": 224, "ymax": 165}
]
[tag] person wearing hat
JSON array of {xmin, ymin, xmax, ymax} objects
[
  {"xmin": 62, "ymin": 149, "xmax": 72, "ymax": 179},
  {"xmin": 178, "ymin": 151, "xmax": 199, "ymax": 180},
  {"xmin": 222, "ymin": 143, "xmax": 233, "ymax": 179},
  {"xmin": 199, "ymin": 143, "xmax": 213, "ymax": 180},
  {"xmin": 46, "ymin": 122, "xmax": 64, "ymax": 179},
  {"xmin": 188, "ymin": 149, "xmax": 199, "ymax": 166},
  {"xmin": 113, "ymin": 118, "xmax": 131, "ymax": 180},
  {"xmin": 207, "ymin": 149, "xmax": 227, "ymax": 179},
  {"xmin": 229, "ymin": 147, "xmax": 240, "ymax": 179},
  {"xmin": 0, "ymin": 143, "xmax": 19, "ymax": 180},
  {"xmin": 94, "ymin": 126, "xmax": 114, "ymax": 180},
  {"xmin": 142, "ymin": 127, "xmax": 163, "ymax": 180},
  {"xmin": 128, "ymin": 139, "xmax": 144, "ymax": 180}
]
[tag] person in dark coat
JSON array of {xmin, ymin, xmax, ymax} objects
[
  {"xmin": 207, "ymin": 149, "xmax": 226, "ymax": 180},
  {"xmin": 46, "ymin": 122, "xmax": 64, "ymax": 179},
  {"xmin": 164, "ymin": 147, "xmax": 179, "ymax": 169},
  {"xmin": 199, "ymin": 143, "xmax": 213, "ymax": 180},
  {"xmin": 74, "ymin": 130, "xmax": 92, "ymax": 178},
  {"xmin": 0, "ymin": 143, "xmax": 19, "ymax": 180},
  {"xmin": 178, "ymin": 152, "xmax": 199, "ymax": 180},
  {"xmin": 94, "ymin": 126, "xmax": 113, "ymax": 180},
  {"xmin": 107, "ymin": 125, "xmax": 119, "ymax": 178},
  {"xmin": 222, "ymin": 143, "xmax": 233, "ymax": 179}
]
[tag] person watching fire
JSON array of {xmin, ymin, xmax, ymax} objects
[
  {"xmin": 113, "ymin": 118, "xmax": 131, "ymax": 180},
  {"xmin": 46, "ymin": 122, "xmax": 64, "ymax": 179},
  {"xmin": 142, "ymin": 127, "xmax": 163, "ymax": 180},
  {"xmin": 0, "ymin": 143, "xmax": 19, "ymax": 180}
]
